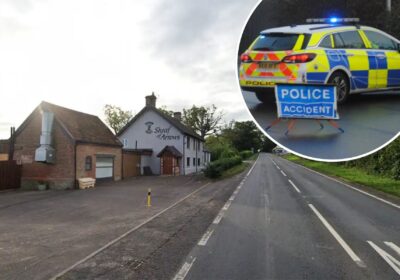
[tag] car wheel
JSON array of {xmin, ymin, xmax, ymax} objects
[
  {"xmin": 328, "ymin": 72, "xmax": 350, "ymax": 104},
  {"xmin": 255, "ymin": 89, "xmax": 275, "ymax": 103}
]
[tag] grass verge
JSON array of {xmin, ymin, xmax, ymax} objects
[
  {"xmin": 220, "ymin": 162, "xmax": 250, "ymax": 179},
  {"xmin": 283, "ymin": 154, "xmax": 400, "ymax": 198}
]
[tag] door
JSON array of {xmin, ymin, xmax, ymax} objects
[
  {"xmin": 363, "ymin": 30, "xmax": 400, "ymax": 88},
  {"xmin": 162, "ymin": 155, "xmax": 173, "ymax": 175},
  {"xmin": 96, "ymin": 156, "xmax": 114, "ymax": 179}
]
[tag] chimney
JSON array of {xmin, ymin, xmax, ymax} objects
[
  {"xmin": 173, "ymin": 112, "xmax": 182, "ymax": 121},
  {"xmin": 35, "ymin": 110, "xmax": 56, "ymax": 164},
  {"xmin": 145, "ymin": 92, "xmax": 157, "ymax": 108}
]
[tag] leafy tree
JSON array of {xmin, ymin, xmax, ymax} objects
[
  {"xmin": 158, "ymin": 106, "xmax": 174, "ymax": 117},
  {"xmin": 103, "ymin": 105, "xmax": 133, "ymax": 134},
  {"xmin": 182, "ymin": 105, "xmax": 223, "ymax": 138},
  {"xmin": 221, "ymin": 121, "xmax": 263, "ymax": 152}
]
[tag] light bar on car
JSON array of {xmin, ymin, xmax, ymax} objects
[{"xmin": 306, "ymin": 18, "xmax": 360, "ymax": 24}]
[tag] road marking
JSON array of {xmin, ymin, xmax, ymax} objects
[
  {"xmin": 173, "ymin": 257, "xmax": 196, "ymax": 280},
  {"xmin": 50, "ymin": 182, "xmax": 211, "ymax": 280},
  {"xmin": 280, "ymin": 170, "xmax": 287, "ymax": 177},
  {"xmin": 229, "ymin": 195, "xmax": 235, "ymax": 201},
  {"xmin": 285, "ymin": 159, "xmax": 400, "ymax": 210},
  {"xmin": 276, "ymin": 166, "xmax": 281, "ymax": 170},
  {"xmin": 368, "ymin": 241, "xmax": 400, "ymax": 276},
  {"xmin": 288, "ymin": 179, "xmax": 301, "ymax": 193},
  {"xmin": 223, "ymin": 201, "xmax": 232, "ymax": 211},
  {"xmin": 246, "ymin": 156, "xmax": 258, "ymax": 177},
  {"xmin": 385, "ymin": 242, "xmax": 400, "ymax": 257},
  {"xmin": 233, "ymin": 190, "xmax": 239, "ymax": 195},
  {"xmin": 198, "ymin": 229, "xmax": 214, "ymax": 246},
  {"xmin": 308, "ymin": 204, "xmax": 365, "ymax": 267},
  {"xmin": 213, "ymin": 212, "xmax": 224, "ymax": 224}
]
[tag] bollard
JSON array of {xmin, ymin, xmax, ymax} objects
[{"xmin": 147, "ymin": 188, "xmax": 151, "ymax": 207}]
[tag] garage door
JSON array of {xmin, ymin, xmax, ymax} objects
[{"xmin": 96, "ymin": 156, "xmax": 114, "ymax": 179}]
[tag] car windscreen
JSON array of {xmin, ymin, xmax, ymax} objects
[{"xmin": 251, "ymin": 33, "xmax": 300, "ymax": 51}]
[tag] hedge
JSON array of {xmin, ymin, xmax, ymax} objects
[{"xmin": 204, "ymin": 156, "xmax": 242, "ymax": 178}]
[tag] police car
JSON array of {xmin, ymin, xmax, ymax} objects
[{"xmin": 239, "ymin": 18, "xmax": 400, "ymax": 104}]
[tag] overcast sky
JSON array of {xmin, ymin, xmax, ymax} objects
[{"xmin": 0, "ymin": 0, "xmax": 259, "ymax": 138}]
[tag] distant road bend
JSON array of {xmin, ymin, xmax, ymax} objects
[{"xmin": 175, "ymin": 153, "xmax": 400, "ymax": 280}]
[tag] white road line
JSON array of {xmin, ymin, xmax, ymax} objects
[
  {"xmin": 280, "ymin": 170, "xmax": 287, "ymax": 177},
  {"xmin": 308, "ymin": 204, "xmax": 365, "ymax": 267},
  {"xmin": 368, "ymin": 241, "xmax": 400, "ymax": 276},
  {"xmin": 276, "ymin": 166, "xmax": 281, "ymax": 170},
  {"xmin": 198, "ymin": 229, "xmax": 214, "ymax": 246},
  {"xmin": 385, "ymin": 242, "xmax": 400, "ymax": 257},
  {"xmin": 246, "ymin": 156, "xmax": 258, "ymax": 177},
  {"xmin": 222, "ymin": 201, "xmax": 232, "ymax": 211},
  {"xmin": 233, "ymin": 190, "xmax": 239, "ymax": 195},
  {"xmin": 50, "ymin": 182, "xmax": 211, "ymax": 280},
  {"xmin": 288, "ymin": 179, "xmax": 301, "ymax": 193},
  {"xmin": 285, "ymin": 159, "xmax": 400, "ymax": 210},
  {"xmin": 229, "ymin": 195, "xmax": 235, "ymax": 201},
  {"xmin": 173, "ymin": 257, "xmax": 196, "ymax": 280},
  {"xmin": 213, "ymin": 212, "xmax": 224, "ymax": 224}
]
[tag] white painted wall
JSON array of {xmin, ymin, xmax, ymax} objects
[{"xmin": 119, "ymin": 108, "xmax": 209, "ymax": 175}]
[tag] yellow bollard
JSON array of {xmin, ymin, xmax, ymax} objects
[{"xmin": 147, "ymin": 188, "xmax": 151, "ymax": 207}]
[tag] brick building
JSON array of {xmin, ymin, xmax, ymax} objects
[{"xmin": 13, "ymin": 101, "xmax": 122, "ymax": 190}]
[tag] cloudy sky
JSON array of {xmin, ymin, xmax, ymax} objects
[{"xmin": 0, "ymin": 0, "xmax": 260, "ymax": 138}]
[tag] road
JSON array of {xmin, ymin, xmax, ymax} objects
[
  {"xmin": 176, "ymin": 153, "xmax": 400, "ymax": 279},
  {"xmin": 243, "ymin": 91, "xmax": 400, "ymax": 160}
]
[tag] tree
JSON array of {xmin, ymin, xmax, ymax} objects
[
  {"xmin": 182, "ymin": 105, "xmax": 223, "ymax": 138},
  {"xmin": 103, "ymin": 105, "xmax": 133, "ymax": 134},
  {"xmin": 221, "ymin": 121, "xmax": 263, "ymax": 152},
  {"xmin": 158, "ymin": 106, "xmax": 174, "ymax": 117}
]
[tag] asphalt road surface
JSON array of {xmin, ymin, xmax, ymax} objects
[
  {"xmin": 243, "ymin": 90, "xmax": 400, "ymax": 160},
  {"xmin": 176, "ymin": 153, "xmax": 400, "ymax": 279}
]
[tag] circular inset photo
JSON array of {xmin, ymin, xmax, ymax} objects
[{"xmin": 238, "ymin": 0, "xmax": 400, "ymax": 161}]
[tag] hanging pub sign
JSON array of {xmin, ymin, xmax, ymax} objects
[{"xmin": 275, "ymin": 83, "xmax": 339, "ymax": 119}]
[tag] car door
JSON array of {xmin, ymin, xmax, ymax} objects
[
  {"xmin": 363, "ymin": 29, "xmax": 400, "ymax": 88},
  {"xmin": 333, "ymin": 30, "xmax": 369, "ymax": 90}
]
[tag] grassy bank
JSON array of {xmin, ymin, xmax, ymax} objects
[
  {"xmin": 220, "ymin": 162, "xmax": 250, "ymax": 179},
  {"xmin": 283, "ymin": 154, "xmax": 400, "ymax": 198}
]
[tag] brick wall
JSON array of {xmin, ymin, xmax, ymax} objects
[
  {"xmin": 76, "ymin": 144, "xmax": 122, "ymax": 181},
  {"xmin": 13, "ymin": 112, "xmax": 75, "ymax": 190}
]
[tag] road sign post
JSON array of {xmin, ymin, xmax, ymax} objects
[{"xmin": 265, "ymin": 83, "xmax": 343, "ymax": 135}]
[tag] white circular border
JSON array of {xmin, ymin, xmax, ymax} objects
[{"xmin": 234, "ymin": 0, "xmax": 400, "ymax": 163}]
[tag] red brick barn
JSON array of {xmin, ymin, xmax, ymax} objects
[{"xmin": 12, "ymin": 101, "xmax": 122, "ymax": 190}]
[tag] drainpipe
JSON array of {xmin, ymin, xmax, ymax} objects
[
  {"xmin": 183, "ymin": 135, "xmax": 185, "ymax": 175},
  {"xmin": 8, "ymin": 126, "xmax": 15, "ymax": 161}
]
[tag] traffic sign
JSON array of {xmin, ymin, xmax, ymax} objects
[{"xmin": 275, "ymin": 83, "xmax": 339, "ymax": 119}]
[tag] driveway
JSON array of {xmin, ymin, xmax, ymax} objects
[{"xmin": 0, "ymin": 175, "xmax": 208, "ymax": 280}]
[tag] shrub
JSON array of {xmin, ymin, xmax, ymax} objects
[
  {"xmin": 204, "ymin": 156, "xmax": 242, "ymax": 178},
  {"xmin": 240, "ymin": 150, "xmax": 253, "ymax": 160}
]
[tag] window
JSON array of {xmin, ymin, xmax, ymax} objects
[
  {"xmin": 122, "ymin": 139, "xmax": 128, "ymax": 147},
  {"xmin": 333, "ymin": 33, "xmax": 345, "ymax": 49},
  {"xmin": 85, "ymin": 156, "xmax": 92, "ymax": 171},
  {"xmin": 335, "ymin": 31, "xmax": 365, "ymax": 49},
  {"xmin": 186, "ymin": 137, "xmax": 190, "ymax": 149},
  {"xmin": 319, "ymin": 35, "xmax": 332, "ymax": 48},
  {"xmin": 251, "ymin": 33, "xmax": 300, "ymax": 51},
  {"xmin": 364, "ymin": 30, "xmax": 397, "ymax": 50},
  {"xmin": 186, "ymin": 157, "xmax": 190, "ymax": 167},
  {"xmin": 198, "ymin": 158, "xmax": 201, "ymax": 166},
  {"xmin": 193, "ymin": 158, "xmax": 196, "ymax": 166}
]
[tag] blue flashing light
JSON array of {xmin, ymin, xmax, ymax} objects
[{"xmin": 330, "ymin": 17, "xmax": 338, "ymax": 23}]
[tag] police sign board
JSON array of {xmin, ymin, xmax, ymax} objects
[{"xmin": 275, "ymin": 83, "xmax": 338, "ymax": 119}]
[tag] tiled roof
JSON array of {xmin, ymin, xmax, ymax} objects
[
  {"xmin": 118, "ymin": 106, "xmax": 203, "ymax": 141},
  {"xmin": 157, "ymin": 145, "xmax": 183, "ymax": 158},
  {"xmin": 16, "ymin": 101, "xmax": 122, "ymax": 147}
]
